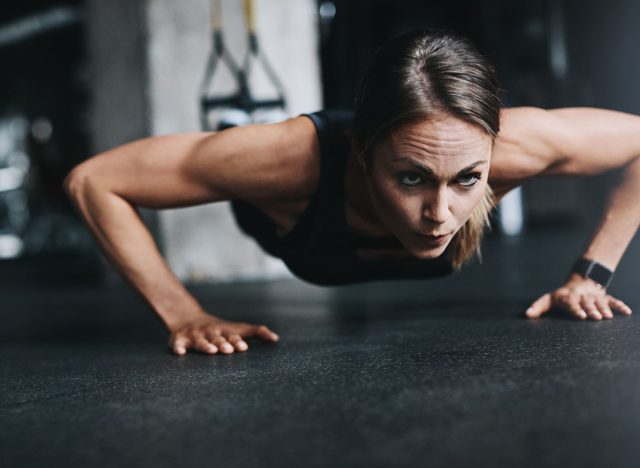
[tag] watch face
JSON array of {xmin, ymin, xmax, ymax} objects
[{"xmin": 573, "ymin": 258, "xmax": 614, "ymax": 288}]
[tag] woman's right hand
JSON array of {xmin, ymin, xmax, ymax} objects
[{"xmin": 168, "ymin": 313, "xmax": 280, "ymax": 356}]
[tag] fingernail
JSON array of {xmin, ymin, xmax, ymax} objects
[
  {"xmin": 525, "ymin": 308, "xmax": 534, "ymax": 317},
  {"xmin": 222, "ymin": 343, "xmax": 233, "ymax": 352},
  {"xmin": 272, "ymin": 334, "xmax": 279, "ymax": 341},
  {"xmin": 237, "ymin": 341, "xmax": 248, "ymax": 351},
  {"xmin": 579, "ymin": 311, "xmax": 587, "ymax": 319}
]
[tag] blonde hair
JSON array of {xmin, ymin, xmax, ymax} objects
[{"xmin": 447, "ymin": 185, "xmax": 497, "ymax": 270}]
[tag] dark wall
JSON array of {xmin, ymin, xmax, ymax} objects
[
  {"xmin": 1, "ymin": 0, "xmax": 88, "ymax": 203},
  {"xmin": 0, "ymin": 0, "xmax": 102, "ymax": 282}
]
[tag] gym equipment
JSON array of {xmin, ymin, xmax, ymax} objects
[
  {"xmin": 199, "ymin": 0, "xmax": 288, "ymax": 131},
  {"xmin": 0, "ymin": 116, "xmax": 31, "ymax": 258}
]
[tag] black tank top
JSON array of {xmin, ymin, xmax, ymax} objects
[{"xmin": 230, "ymin": 109, "xmax": 454, "ymax": 285}]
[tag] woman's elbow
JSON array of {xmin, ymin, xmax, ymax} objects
[{"xmin": 64, "ymin": 160, "xmax": 100, "ymax": 198}]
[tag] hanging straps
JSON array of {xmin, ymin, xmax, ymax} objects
[{"xmin": 199, "ymin": 0, "xmax": 288, "ymax": 131}]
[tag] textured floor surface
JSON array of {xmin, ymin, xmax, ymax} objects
[{"xmin": 2, "ymin": 226, "xmax": 639, "ymax": 468}]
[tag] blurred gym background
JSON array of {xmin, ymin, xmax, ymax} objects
[{"xmin": 1, "ymin": 0, "xmax": 639, "ymax": 287}]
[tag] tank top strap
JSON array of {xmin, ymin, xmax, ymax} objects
[{"xmin": 300, "ymin": 110, "xmax": 353, "ymax": 249}]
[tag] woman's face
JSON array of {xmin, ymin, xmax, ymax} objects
[{"xmin": 364, "ymin": 114, "xmax": 493, "ymax": 259}]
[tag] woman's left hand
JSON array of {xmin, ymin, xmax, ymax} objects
[{"xmin": 525, "ymin": 273, "xmax": 633, "ymax": 320}]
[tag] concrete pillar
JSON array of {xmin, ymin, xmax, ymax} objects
[
  {"xmin": 86, "ymin": 1, "xmax": 150, "ymax": 154},
  {"xmin": 86, "ymin": 0, "xmax": 161, "ymax": 284}
]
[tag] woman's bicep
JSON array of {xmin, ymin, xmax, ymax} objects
[
  {"xmin": 65, "ymin": 117, "xmax": 318, "ymax": 209},
  {"xmin": 185, "ymin": 118, "xmax": 319, "ymax": 202}
]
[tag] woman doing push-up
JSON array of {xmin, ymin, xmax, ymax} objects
[{"xmin": 65, "ymin": 30, "xmax": 638, "ymax": 356}]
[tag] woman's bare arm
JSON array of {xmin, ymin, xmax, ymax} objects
[
  {"xmin": 540, "ymin": 107, "xmax": 640, "ymax": 271},
  {"xmin": 493, "ymin": 106, "xmax": 639, "ymax": 320},
  {"xmin": 64, "ymin": 116, "xmax": 319, "ymax": 352}
]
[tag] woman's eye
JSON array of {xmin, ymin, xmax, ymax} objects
[
  {"xmin": 399, "ymin": 173, "xmax": 423, "ymax": 186},
  {"xmin": 458, "ymin": 173, "xmax": 481, "ymax": 187}
]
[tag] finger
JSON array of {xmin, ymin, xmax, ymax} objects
[
  {"xmin": 252, "ymin": 325, "xmax": 279, "ymax": 342},
  {"xmin": 211, "ymin": 335, "xmax": 235, "ymax": 354},
  {"xmin": 581, "ymin": 296, "xmax": 602, "ymax": 320},
  {"xmin": 240, "ymin": 324, "xmax": 279, "ymax": 342},
  {"xmin": 171, "ymin": 336, "xmax": 189, "ymax": 355},
  {"xmin": 194, "ymin": 337, "xmax": 219, "ymax": 354},
  {"xmin": 595, "ymin": 296, "xmax": 613, "ymax": 319},
  {"xmin": 225, "ymin": 333, "xmax": 249, "ymax": 352},
  {"xmin": 203, "ymin": 329, "xmax": 231, "ymax": 351},
  {"xmin": 608, "ymin": 297, "xmax": 633, "ymax": 316},
  {"xmin": 525, "ymin": 293, "xmax": 552, "ymax": 318},
  {"xmin": 565, "ymin": 297, "xmax": 588, "ymax": 320}
]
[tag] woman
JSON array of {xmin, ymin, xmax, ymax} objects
[{"xmin": 64, "ymin": 30, "xmax": 637, "ymax": 356}]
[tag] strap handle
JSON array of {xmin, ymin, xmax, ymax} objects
[
  {"xmin": 243, "ymin": 0, "xmax": 256, "ymax": 35},
  {"xmin": 211, "ymin": 0, "xmax": 222, "ymax": 32}
]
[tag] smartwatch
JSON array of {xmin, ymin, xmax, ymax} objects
[{"xmin": 571, "ymin": 257, "xmax": 614, "ymax": 289}]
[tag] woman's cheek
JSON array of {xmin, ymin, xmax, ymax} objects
[
  {"xmin": 456, "ymin": 182, "xmax": 487, "ymax": 223},
  {"xmin": 374, "ymin": 181, "xmax": 416, "ymax": 227},
  {"xmin": 386, "ymin": 184, "xmax": 420, "ymax": 219}
]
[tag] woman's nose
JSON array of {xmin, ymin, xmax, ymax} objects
[{"xmin": 422, "ymin": 187, "xmax": 449, "ymax": 225}]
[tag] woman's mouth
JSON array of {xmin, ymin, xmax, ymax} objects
[{"xmin": 415, "ymin": 232, "xmax": 450, "ymax": 246}]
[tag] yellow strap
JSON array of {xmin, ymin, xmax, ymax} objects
[
  {"xmin": 211, "ymin": 0, "xmax": 222, "ymax": 31},
  {"xmin": 243, "ymin": 0, "xmax": 256, "ymax": 34}
]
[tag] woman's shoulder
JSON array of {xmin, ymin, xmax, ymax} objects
[
  {"xmin": 283, "ymin": 108, "xmax": 353, "ymax": 193},
  {"xmin": 278, "ymin": 114, "xmax": 323, "ymax": 198},
  {"xmin": 489, "ymin": 106, "xmax": 562, "ymax": 200},
  {"xmin": 300, "ymin": 109, "xmax": 354, "ymax": 143},
  {"xmin": 229, "ymin": 114, "xmax": 322, "ymax": 202},
  {"xmin": 226, "ymin": 114, "xmax": 324, "ymax": 236}
]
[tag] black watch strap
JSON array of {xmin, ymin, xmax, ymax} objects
[{"xmin": 572, "ymin": 257, "xmax": 614, "ymax": 289}]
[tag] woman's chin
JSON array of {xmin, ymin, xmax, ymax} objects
[{"xmin": 410, "ymin": 243, "xmax": 449, "ymax": 259}]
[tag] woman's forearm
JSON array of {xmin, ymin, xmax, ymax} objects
[
  {"xmin": 65, "ymin": 176, "xmax": 208, "ymax": 331},
  {"xmin": 525, "ymin": 152, "xmax": 639, "ymax": 320},
  {"xmin": 581, "ymin": 155, "xmax": 640, "ymax": 271},
  {"xmin": 540, "ymin": 108, "xmax": 640, "ymax": 271}
]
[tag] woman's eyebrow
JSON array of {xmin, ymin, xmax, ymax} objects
[{"xmin": 391, "ymin": 157, "xmax": 487, "ymax": 176}]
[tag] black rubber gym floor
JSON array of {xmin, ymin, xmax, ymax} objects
[{"xmin": 2, "ymin": 225, "xmax": 639, "ymax": 468}]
